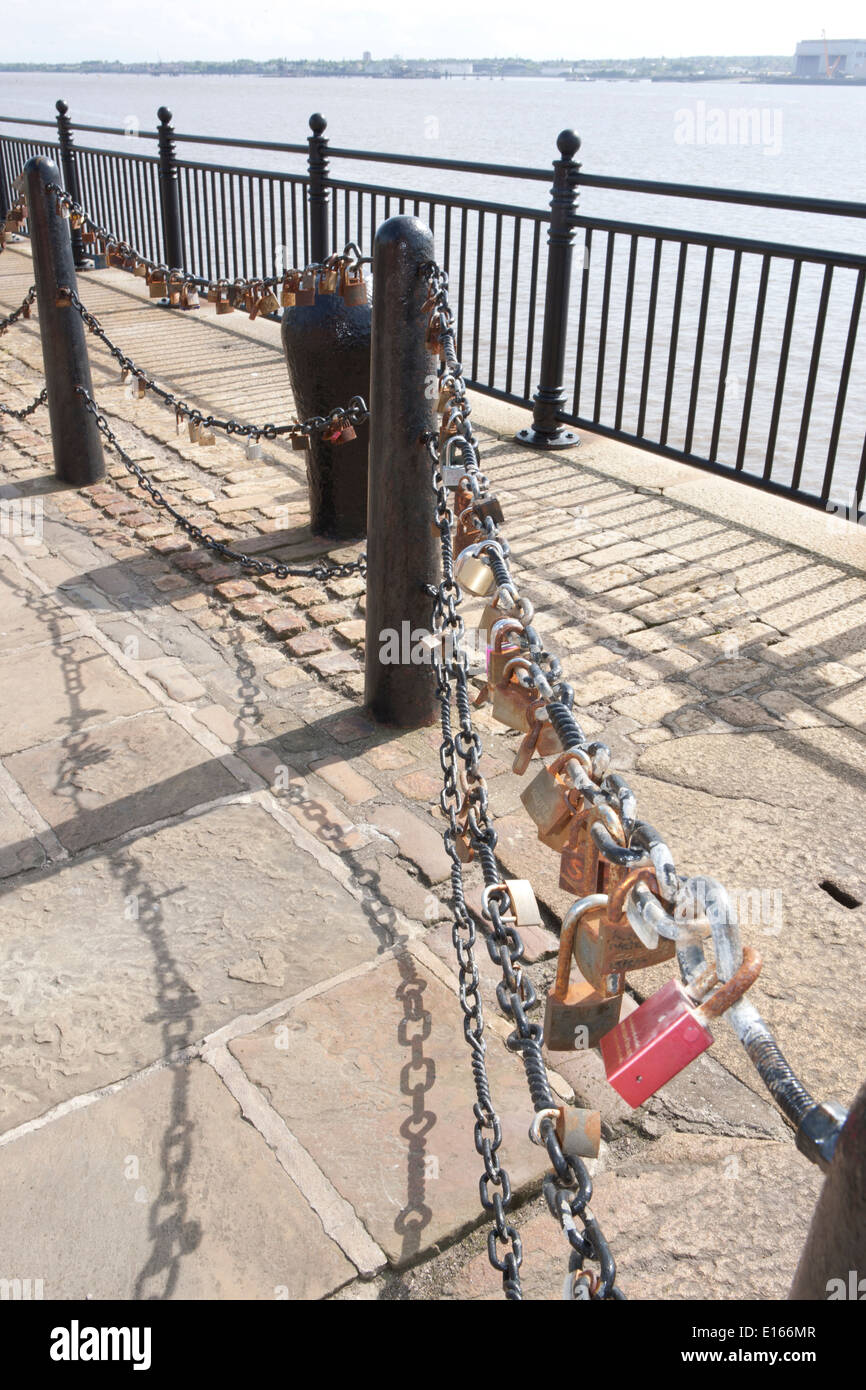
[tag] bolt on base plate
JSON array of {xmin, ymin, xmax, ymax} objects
[{"xmin": 514, "ymin": 426, "xmax": 580, "ymax": 450}]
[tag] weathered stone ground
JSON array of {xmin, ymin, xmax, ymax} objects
[{"xmin": 0, "ymin": 240, "xmax": 863, "ymax": 1301}]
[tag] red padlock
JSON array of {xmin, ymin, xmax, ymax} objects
[{"xmin": 600, "ymin": 946, "xmax": 762, "ymax": 1108}]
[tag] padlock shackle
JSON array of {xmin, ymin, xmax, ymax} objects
[
  {"xmin": 555, "ymin": 894, "xmax": 607, "ymax": 996},
  {"xmin": 697, "ymin": 944, "xmax": 762, "ymax": 1019}
]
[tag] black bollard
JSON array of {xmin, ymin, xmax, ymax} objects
[
  {"xmin": 281, "ymin": 283, "xmax": 371, "ymax": 540},
  {"xmin": 789, "ymin": 1080, "xmax": 866, "ymax": 1299},
  {"xmin": 21, "ymin": 156, "xmax": 104, "ymax": 485},
  {"xmin": 364, "ymin": 216, "xmax": 440, "ymax": 729}
]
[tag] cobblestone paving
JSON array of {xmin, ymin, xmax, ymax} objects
[{"xmin": 0, "ymin": 242, "xmax": 863, "ymax": 1300}]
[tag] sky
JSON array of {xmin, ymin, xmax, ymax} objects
[{"xmin": 2, "ymin": 1, "xmax": 865, "ymax": 64}]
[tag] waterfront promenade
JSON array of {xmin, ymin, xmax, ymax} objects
[{"xmin": 1, "ymin": 239, "xmax": 864, "ymax": 1300}]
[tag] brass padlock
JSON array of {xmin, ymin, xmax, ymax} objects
[
  {"xmin": 544, "ymin": 895, "xmax": 624, "ymax": 1051},
  {"xmin": 167, "ymin": 273, "xmax": 184, "ymax": 307},
  {"xmin": 215, "ymin": 280, "xmax": 234, "ymax": 314},
  {"xmin": 291, "ymin": 432, "xmax": 310, "ymax": 451},
  {"xmin": 294, "ymin": 269, "xmax": 316, "ymax": 307},
  {"xmin": 559, "ymin": 805, "xmax": 605, "ymax": 897},
  {"xmin": 319, "ymin": 264, "xmax": 339, "ymax": 295},
  {"xmin": 521, "ymin": 758, "xmax": 580, "ymax": 850},
  {"xmin": 490, "ymin": 656, "xmax": 537, "ymax": 733},
  {"xmin": 341, "ymin": 267, "xmax": 367, "ymax": 306},
  {"xmin": 181, "ymin": 282, "xmax": 200, "ymax": 310},
  {"xmin": 148, "ymin": 267, "xmax": 168, "ymax": 299},
  {"xmin": 573, "ymin": 869, "xmax": 676, "ymax": 997},
  {"xmin": 512, "ymin": 698, "xmax": 564, "ymax": 776},
  {"xmin": 454, "ymin": 543, "xmax": 496, "ymax": 598},
  {"xmin": 258, "ymin": 286, "xmax": 280, "ymax": 316},
  {"xmin": 486, "ymin": 618, "xmax": 524, "ymax": 686},
  {"xmin": 280, "ymin": 271, "xmax": 298, "ymax": 307}
]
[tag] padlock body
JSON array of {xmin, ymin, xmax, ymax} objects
[
  {"xmin": 600, "ymin": 979, "xmax": 713, "ymax": 1108},
  {"xmin": 521, "ymin": 767, "xmax": 572, "ymax": 840},
  {"xmin": 491, "ymin": 680, "xmax": 534, "ymax": 732},
  {"xmin": 575, "ymin": 911, "xmax": 676, "ymax": 993},
  {"xmin": 559, "ymin": 815, "xmax": 602, "ymax": 896},
  {"xmin": 454, "ymin": 551, "xmax": 495, "ymax": 597},
  {"xmin": 543, "ymin": 980, "xmax": 624, "ymax": 1051}
]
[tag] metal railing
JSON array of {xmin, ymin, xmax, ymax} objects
[{"xmin": 1, "ymin": 100, "xmax": 864, "ymax": 514}]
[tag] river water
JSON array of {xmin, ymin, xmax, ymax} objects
[{"xmin": 3, "ymin": 73, "xmax": 865, "ymax": 498}]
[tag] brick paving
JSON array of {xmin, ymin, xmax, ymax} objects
[{"xmin": 0, "ymin": 240, "xmax": 864, "ymax": 1300}]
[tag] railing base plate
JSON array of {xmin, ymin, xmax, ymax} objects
[{"xmin": 514, "ymin": 426, "xmax": 580, "ymax": 450}]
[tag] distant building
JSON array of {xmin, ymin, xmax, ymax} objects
[
  {"xmin": 362, "ymin": 51, "xmax": 371, "ymax": 63},
  {"xmin": 435, "ymin": 62, "xmax": 473, "ymax": 76},
  {"xmin": 795, "ymin": 39, "xmax": 866, "ymax": 77}
]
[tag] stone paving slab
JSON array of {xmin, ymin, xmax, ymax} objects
[
  {"xmin": 0, "ymin": 801, "xmax": 388, "ymax": 1131},
  {"xmin": 0, "ymin": 1059, "xmax": 355, "ymax": 1300},
  {"xmin": 229, "ymin": 949, "xmax": 549, "ymax": 1266},
  {"xmin": 5, "ymin": 709, "xmax": 246, "ymax": 853}
]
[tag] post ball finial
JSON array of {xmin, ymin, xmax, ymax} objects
[
  {"xmin": 309, "ymin": 113, "xmax": 327, "ymax": 135},
  {"xmin": 556, "ymin": 129, "xmax": 581, "ymax": 159},
  {"xmin": 158, "ymin": 107, "xmax": 173, "ymax": 126},
  {"xmin": 56, "ymin": 100, "xmax": 68, "ymax": 116}
]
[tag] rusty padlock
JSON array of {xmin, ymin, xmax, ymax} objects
[
  {"xmin": 521, "ymin": 754, "xmax": 584, "ymax": 851},
  {"xmin": 147, "ymin": 266, "xmax": 168, "ymax": 299},
  {"xmin": 530, "ymin": 1106, "xmax": 601, "ymax": 1161},
  {"xmin": 543, "ymin": 895, "xmax": 625, "ymax": 1051},
  {"xmin": 600, "ymin": 946, "xmax": 762, "ymax": 1108},
  {"xmin": 341, "ymin": 265, "xmax": 367, "ymax": 306},
  {"xmin": 490, "ymin": 656, "xmax": 538, "ymax": 732},
  {"xmin": 511, "ymin": 699, "xmax": 564, "ymax": 775},
  {"xmin": 559, "ymin": 799, "xmax": 624, "ymax": 897},
  {"xmin": 214, "ymin": 280, "xmax": 234, "ymax": 314},
  {"xmin": 573, "ymin": 868, "xmax": 676, "ymax": 999}
]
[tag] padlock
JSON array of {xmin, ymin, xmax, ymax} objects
[
  {"xmin": 491, "ymin": 666, "xmax": 537, "ymax": 734},
  {"xmin": 294, "ymin": 269, "xmax": 317, "ymax": 307},
  {"xmin": 543, "ymin": 895, "xmax": 625, "ymax": 1051},
  {"xmin": 486, "ymin": 618, "xmax": 524, "ymax": 686},
  {"xmin": 530, "ymin": 1106, "xmax": 601, "ymax": 1161},
  {"xmin": 291, "ymin": 432, "xmax": 310, "ymax": 451},
  {"xmin": 573, "ymin": 869, "xmax": 676, "ymax": 998},
  {"xmin": 559, "ymin": 806, "xmax": 603, "ymax": 897},
  {"xmin": 521, "ymin": 758, "xmax": 580, "ymax": 850},
  {"xmin": 454, "ymin": 543, "xmax": 497, "ymax": 598},
  {"xmin": 198, "ymin": 422, "xmax": 216, "ymax": 446},
  {"xmin": 600, "ymin": 946, "xmax": 762, "ymax": 1107},
  {"xmin": 188, "ymin": 419, "xmax": 201, "ymax": 443},
  {"xmin": 80, "ymin": 224, "xmax": 95, "ymax": 245},
  {"xmin": 245, "ymin": 434, "xmax": 263, "ymax": 461},
  {"xmin": 280, "ymin": 271, "xmax": 298, "ymax": 307},
  {"xmin": 180, "ymin": 282, "xmax": 200, "ymax": 311},
  {"xmin": 206, "ymin": 282, "xmax": 219, "ymax": 303},
  {"xmin": 215, "ymin": 280, "xmax": 234, "ymax": 315},
  {"xmin": 318, "ymin": 265, "xmax": 339, "ymax": 295},
  {"xmin": 258, "ymin": 286, "xmax": 280, "ymax": 316},
  {"xmin": 133, "ymin": 375, "xmax": 147, "ymax": 399},
  {"xmin": 341, "ymin": 266, "xmax": 367, "ymax": 306},
  {"xmin": 482, "ymin": 879, "xmax": 542, "ymax": 928},
  {"xmin": 148, "ymin": 267, "xmax": 168, "ymax": 299},
  {"xmin": 511, "ymin": 699, "xmax": 565, "ymax": 775}
]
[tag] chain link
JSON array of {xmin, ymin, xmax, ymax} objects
[
  {"xmin": 423, "ymin": 259, "xmax": 625, "ymax": 1301},
  {"xmin": 0, "ymin": 285, "xmax": 37, "ymax": 334},
  {"xmin": 76, "ymin": 387, "xmax": 366, "ymax": 583}
]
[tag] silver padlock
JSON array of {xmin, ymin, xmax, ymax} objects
[
  {"xmin": 455, "ymin": 542, "xmax": 498, "ymax": 597},
  {"xmin": 440, "ymin": 434, "xmax": 474, "ymax": 489},
  {"xmin": 245, "ymin": 434, "xmax": 263, "ymax": 460},
  {"xmin": 481, "ymin": 879, "xmax": 542, "ymax": 927}
]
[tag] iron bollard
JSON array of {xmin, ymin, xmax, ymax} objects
[
  {"xmin": 156, "ymin": 106, "xmax": 184, "ymax": 274},
  {"xmin": 789, "ymin": 1080, "xmax": 866, "ymax": 1300},
  {"xmin": 20, "ymin": 156, "xmax": 104, "ymax": 485},
  {"xmin": 307, "ymin": 113, "xmax": 330, "ymax": 264},
  {"xmin": 364, "ymin": 215, "xmax": 441, "ymax": 728},
  {"xmin": 515, "ymin": 129, "xmax": 581, "ymax": 451},
  {"xmin": 281, "ymin": 284, "xmax": 371, "ymax": 539},
  {"xmin": 55, "ymin": 100, "xmax": 89, "ymax": 270}
]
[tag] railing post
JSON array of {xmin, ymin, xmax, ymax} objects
[
  {"xmin": 364, "ymin": 215, "xmax": 440, "ymax": 728},
  {"xmin": 156, "ymin": 105, "xmax": 184, "ymax": 272},
  {"xmin": 55, "ymin": 99, "xmax": 88, "ymax": 270},
  {"xmin": 20, "ymin": 156, "xmax": 104, "ymax": 485},
  {"xmin": 0, "ymin": 152, "xmax": 11, "ymax": 226},
  {"xmin": 515, "ymin": 129, "xmax": 581, "ymax": 450},
  {"xmin": 307, "ymin": 113, "xmax": 330, "ymax": 263}
]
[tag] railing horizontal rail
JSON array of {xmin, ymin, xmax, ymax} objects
[
  {"xmin": 574, "ymin": 172, "xmax": 866, "ymax": 219},
  {"xmin": 329, "ymin": 177, "xmax": 549, "ymax": 222},
  {"xmin": 571, "ymin": 214, "xmax": 866, "ymax": 271}
]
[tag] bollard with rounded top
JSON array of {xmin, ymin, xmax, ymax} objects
[
  {"xmin": 21, "ymin": 156, "xmax": 104, "ymax": 484},
  {"xmin": 281, "ymin": 284, "xmax": 371, "ymax": 539},
  {"xmin": 789, "ymin": 1079, "xmax": 866, "ymax": 1299},
  {"xmin": 364, "ymin": 215, "xmax": 441, "ymax": 728},
  {"xmin": 307, "ymin": 113, "xmax": 330, "ymax": 264},
  {"xmin": 515, "ymin": 129, "xmax": 581, "ymax": 451}
]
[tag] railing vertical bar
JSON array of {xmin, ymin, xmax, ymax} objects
[
  {"xmin": 763, "ymin": 259, "xmax": 801, "ymax": 480},
  {"xmin": 735, "ymin": 254, "xmax": 771, "ymax": 470},
  {"xmin": 615, "ymin": 233, "xmax": 639, "ymax": 431},
  {"xmin": 683, "ymin": 244, "xmax": 714, "ymax": 453},
  {"xmin": 443, "ymin": 203, "xmax": 452, "ymax": 273},
  {"xmin": 636, "ymin": 236, "xmax": 662, "ymax": 436},
  {"xmin": 524, "ymin": 218, "xmax": 541, "ymax": 401},
  {"xmin": 572, "ymin": 226, "xmax": 592, "ymax": 416},
  {"xmin": 457, "ymin": 206, "xmax": 468, "ymax": 362},
  {"xmin": 488, "ymin": 212, "xmax": 503, "ymax": 389},
  {"xmin": 472, "ymin": 210, "xmax": 485, "ymax": 381},
  {"xmin": 709, "ymin": 248, "xmax": 742, "ymax": 462},
  {"xmin": 792, "ymin": 263, "xmax": 834, "ymax": 492},
  {"xmin": 593, "ymin": 231, "xmax": 616, "ymax": 423},
  {"xmin": 660, "ymin": 241, "xmax": 688, "ymax": 446},
  {"xmin": 820, "ymin": 266, "xmax": 864, "ymax": 503},
  {"xmin": 505, "ymin": 216, "xmax": 521, "ymax": 396}
]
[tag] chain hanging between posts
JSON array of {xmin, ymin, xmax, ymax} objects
[
  {"xmin": 423, "ymin": 259, "xmax": 624, "ymax": 1302},
  {"xmin": 44, "ymin": 182, "xmax": 370, "ymax": 307},
  {"xmin": 421, "ymin": 257, "xmax": 847, "ymax": 1183},
  {"xmin": 76, "ymin": 387, "xmax": 366, "ymax": 583},
  {"xmin": 0, "ymin": 386, "xmax": 48, "ymax": 420},
  {"xmin": 0, "ymin": 285, "xmax": 37, "ymax": 334},
  {"xmin": 55, "ymin": 286, "xmax": 368, "ymax": 450}
]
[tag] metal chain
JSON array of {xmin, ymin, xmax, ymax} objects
[
  {"xmin": 0, "ymin": 285, "xmax": 37, "ymax": 334},
  {"xmin": 76, "ymin": 387, "xmax": 366, "ymax": 583},
  {"xmin": 57, "ymin": 286, "xmax": 368, "ymax": 447},
  {"xmin": 0, "ymin": 386, "xmax": 48, "ymax": 420},
  {"xmin": 45, "ymin": 182, "xmax": 369, "ymax": 293},
  {"xmin": 423, "ymin": 260, "xmax": 624, "ymax": 1301}
]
